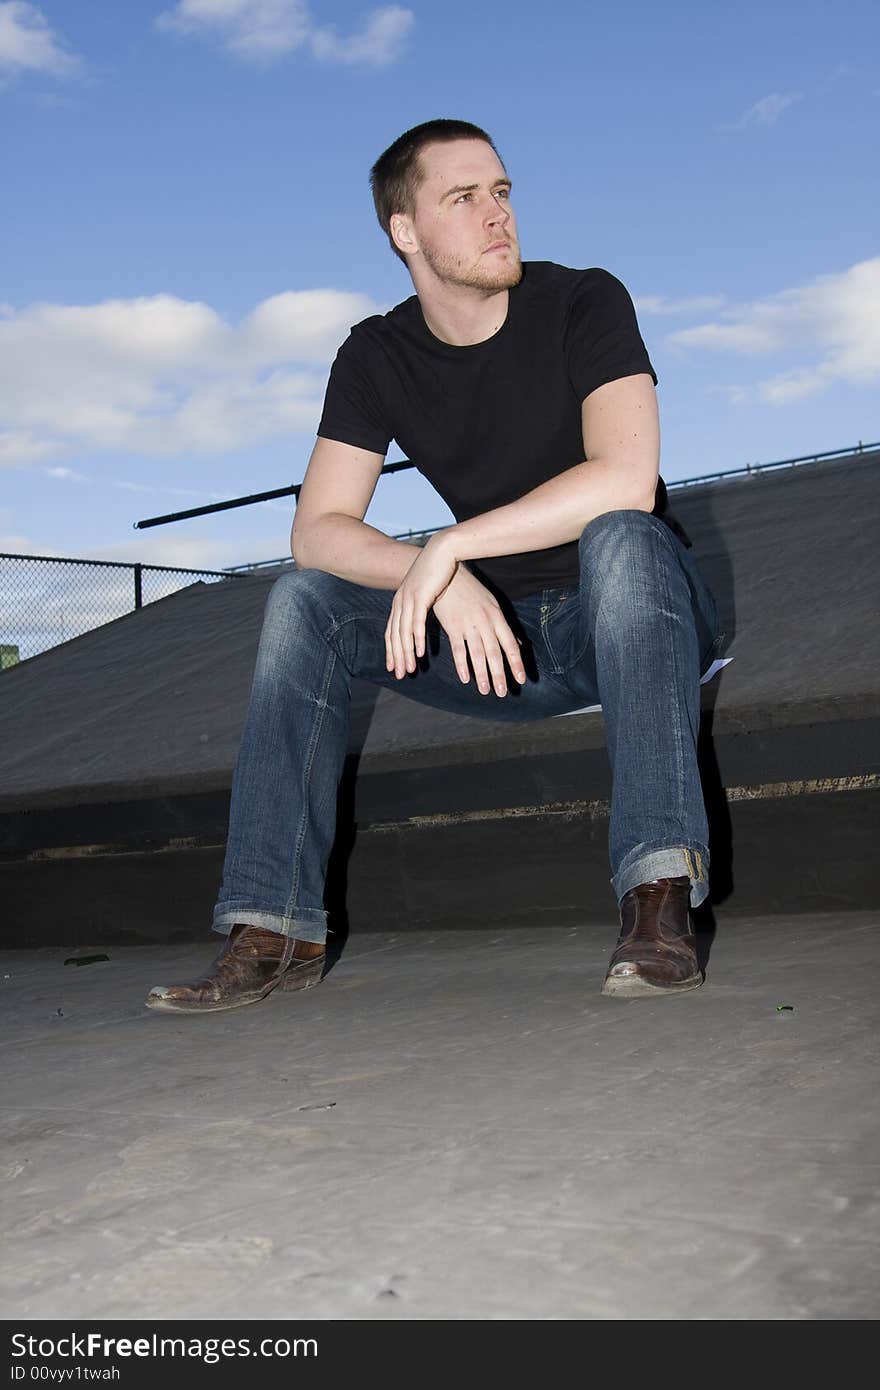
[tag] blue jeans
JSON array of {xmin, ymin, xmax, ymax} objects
[{"xmin": 212, "ymin": 510, "xmax": 725, "ymax": 944}]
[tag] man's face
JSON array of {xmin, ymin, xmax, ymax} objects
[{"xmin": 403, "ymin": 138, "xmax": 522, "ymax": 292}]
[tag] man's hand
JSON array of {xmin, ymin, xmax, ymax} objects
[{"xmin": 385, "ymin": 533, "xmax": 527, "ymax": 696}]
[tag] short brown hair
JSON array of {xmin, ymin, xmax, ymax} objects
[{"xmin": 370, "ymin": 119, "xmax": 502, "ymax": 263}]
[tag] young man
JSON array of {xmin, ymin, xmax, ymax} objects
[{"xmin": 147, "ymin": 119, "xmax": 724, "ymax": 1015}]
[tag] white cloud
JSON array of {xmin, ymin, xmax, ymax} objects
[
  {"xmin": 0, "ymin": 505, "xmax": 46, "ymax": 557},
  {"xmin": 156, "ymin": 0, "xmax": 310, "ymax": 59},
  {"xmin": 77, "ymin": 530, "xmax": 250, "ymax": 571},
  {"xmin": 312, "ymin": 6, "xmax": 413, "ymax": 65},
  {"xmin": 635, "ymin": 294, "xmax": 726, "ymax": 316},
  {"xmin": 0, "ymin": 287, "xmax": 380, "ymax": 467},
  {"xmin": 720, "ymin": 91, "xmax": 803, "ymax": 132},
  {"xmin": 111, "ymin": 478, "xmax": 210, "ymax": 499},
  {"xmin": 817, "ymin": 62, "xmax": 856, "ymax": 92},
  {"xmin": 242, "ymin": 289, "xmax": 379, "ymax": 359},
  {"xmin": 45, "ymin": 465, "xmax": 89, "ymax": 481},
  {"xmin": 156, "ymin": 0, "xmax": 414, "ymax": 65},
  {"xmin": 665, "ymin": 258, "xmax": 880, "ymax": 405},
  {"xmin": 0, "ymin": 530, "xmax": 35, "ymax": 552},
  {"xmin": 0, "ymin": 1, "xmax": 79, "ymax": 78},
  {"xmin": 707, "ymin": 384, "xmax": 752, "ymax": 409},
  {"xmin": 0, "ymin": 430, "xmax": 62, "ymax": 466}
]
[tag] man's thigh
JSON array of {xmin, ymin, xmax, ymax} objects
[
  {"xmin": 312, "ymin": 573, "xmax": 586, "ymax": 725},
  {"xmin": 385, "ymin": 614, "xmax": 590, "ymax": 725}
]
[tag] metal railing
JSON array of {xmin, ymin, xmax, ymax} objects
[
  {"xmin": 0, "ymin": 554, "xmax": 241, "ymax": 667},
  {"xmin": 665, "ymin": 440, "xmax": 878, "ymax": 491},
  {"xmin": 135, "ymin": 439, "xmax": 878, "ymax": 539}
]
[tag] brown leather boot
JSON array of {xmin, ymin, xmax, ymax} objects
[
  {"xmin": 145, "ymin": 925, "xmax": 326, "ymax": 1014},
  {"xmin": 601, "ymin": 876, "xmax": 701, "ymax": 998}
]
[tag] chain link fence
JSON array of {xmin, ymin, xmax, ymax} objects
[{"xmin": 0, "ymin": 553, "xmax": 241, "ymax": 668}]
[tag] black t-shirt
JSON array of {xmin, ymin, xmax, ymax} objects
[{"xmin": 317, "ymin": 261, "xmax": 660, "ymax": 600}]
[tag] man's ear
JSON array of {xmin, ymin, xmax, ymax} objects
[{"xmin": 390, "ymin": 212, "xmax": 418, "ymax": 258}]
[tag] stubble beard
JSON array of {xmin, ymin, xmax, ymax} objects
[{"xmin": 419, "ymin": 237, "xmax": 523, "ymax": 294}]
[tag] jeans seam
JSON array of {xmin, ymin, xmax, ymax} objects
[
  {"xmin": 562, "ymin": 624, "xmax": 592, "ymax": 674},
  {"xmin": 657, "ymin": 531, "xmax": 687, "ymax": 837},
  {"xmin": 284, "ymin": 641, "xmax": 337, "ymax": 918},
  {"xmin": 540, "ymin": 592, "xmax": 569, "ymax": 673},
  {"xmin": 553, "ymin": 577, "xmax": 592, "ymax": 674},
  {"xmin": 325, "ymin": 610, "xmax": 391, "ymax": 675}
]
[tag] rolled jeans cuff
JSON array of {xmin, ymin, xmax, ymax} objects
[
  {"xmin": 612, "ymin": 846, "xmax": 709, "ymax": 909},
  {"xmin": 211, "ymin": 904, "xmax": 328, "ymax": 945}
]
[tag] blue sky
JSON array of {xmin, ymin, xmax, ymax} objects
[{"xmin": 1, "ymin": 0, "xmax": 878, "ymax": 572}]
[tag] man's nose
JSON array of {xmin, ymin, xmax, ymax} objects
[{"xmin": 485, "ymin": 195, "xmax": 510, "ymax": 226}]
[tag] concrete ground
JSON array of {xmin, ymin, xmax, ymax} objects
[{"xmin": 2, "ymin": 912, "xmax": 878, "ymax": 1321}]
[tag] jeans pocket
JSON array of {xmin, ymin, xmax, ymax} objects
[{"xmin": 540, "ymin": 590, "xmax": 571, "ymax": 671}]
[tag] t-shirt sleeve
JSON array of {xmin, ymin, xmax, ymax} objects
[
  {"xmin": 564, "ymin": 269, "xmax": 658, "ymax": 402},
  {"xmin": 316, "ymin": 329, "xmax": 393, "ymax": 456}
]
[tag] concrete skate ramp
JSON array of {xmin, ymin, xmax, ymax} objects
[{"xmin": 1, "ymin": 448, "xmax": 878, "ymax": 942}]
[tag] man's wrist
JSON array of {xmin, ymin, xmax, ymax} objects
[{"xmin": 430, "ymin": 525, "xmax": 463, "ymax": 563}]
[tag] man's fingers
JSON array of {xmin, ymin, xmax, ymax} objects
[
  {"xmin": 400, "ymin": 596, "xmax": 417, "ymax": 674},
  {"xmin": 387, "ymin": 600, "xmax": 406, "ymax": 679},
  {"xmin": 406, "ymin": 594, "xmax": 428, "ymax": 667},
  {"xmin": 449, "ymin": 635, "xmax": 470, "ymax": 684},
  {"xmin": 388, "ymin": 594, "xmax": 423, "ymax": 678},
  {"xmin": 405, "ymin": 574, "xmax": 528, "ymax": 695},
  {"xmin": 413, "ymin": 607, "xmax": 427, "ymax": 661},
  {"xmin": 466, "ymin": 635, "xmax": 492, "ymax": 695},
  {"xmin": 496, "ymin": 622, "xmax": 528, "ymax": 683},
  {"xmin": 483, "ymin": 640, "xmax": 509, "ymax": 697},
  {"xmin": 389, "ymin": 588, "xmax": 453, "ymax": 680}
]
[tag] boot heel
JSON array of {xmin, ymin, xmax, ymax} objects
[{"xmin": 278, "ymin": 955, "xmax": 325, "ymax": 991}]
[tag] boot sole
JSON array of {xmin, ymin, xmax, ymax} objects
[
  {"xmin": 277, "ymin": 956, "xmax": 325, "ymax": 991},
  {"xmin": 601, "ymin": 972, "xmax": 703, "ymax": 999},
  {"xmin": 145, "ymin": 989, "xmax": 272, "ymax": 1014},
  {"xmin": 145, "ymin": 956, "xmax": 325, "ymax": 1013}
]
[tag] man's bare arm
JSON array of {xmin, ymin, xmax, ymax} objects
[{"xmin": 290, "ymin": 437, "xmax": 418, "ymax": 589}]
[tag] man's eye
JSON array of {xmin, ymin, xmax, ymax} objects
[
  {"xmin": 455, "ymin": 193, "xmax": 473, "ymax": 203},
  {"xmin": 495, "ymin": 188, "xmax": 510, "ymax": 200}
]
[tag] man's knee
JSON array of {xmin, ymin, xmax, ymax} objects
[
  {"xmin": 257, "ymin": 569, "xmax": 351, "ymax": 663},
  {"xmin": 578, "ymin": 509, "xmax": 675, "ymax": 574},
  {"xmin": 576, "ymin": 510, "xmax": 682, "ymax": 617},
  {"xmin": 578, "ymin": 507, "xmax": 660, "ymax": 553},
  {"xmin": 265, "ymin": 566, "xmax": 342, "ymax": 624}
]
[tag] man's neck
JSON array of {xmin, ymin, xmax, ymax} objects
[{"xmin": 414, "ymin": 279, "xmax": 510, "ymax": 347}]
